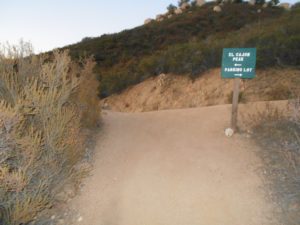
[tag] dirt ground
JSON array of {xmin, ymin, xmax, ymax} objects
[{"xmin": 69, "ymin": 104, "xmax": 278, "ymax": 225}]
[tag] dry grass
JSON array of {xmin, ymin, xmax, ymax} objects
[
  {"xmin": 73, "ymin": 57, "xmax": 100, "ymax": 128},
  {"xmin": 240, "ymin": 102, "xmax": 288, "ymax": 130},
  {"xmin": 241, "ymin": 100, "xmax": 300, "ymax": 225},
  {"xmin": 265, "ymin": 83, "xmax": 293, "ymax": 101},
  {"xmin": 226, "ymin": 91, "xmax": 246, "ymax": 104},
  {"xmin": 0, "ymin": 42, "xmax": 100, "ymax": 225}
]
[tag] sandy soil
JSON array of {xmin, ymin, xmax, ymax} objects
[{"xmin": 69, "ymin": 104, "xmax": 278, "ymax": 225}]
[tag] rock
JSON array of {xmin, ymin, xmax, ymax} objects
[
  {"xmin": 156, "ymin": 14, "xmax": 164, "ymax": 22},
  {"xmin": 257, "ymin": 9, "xmax": 262, "ymax": 13},
  {"xmin": 158, "ymin": 73, "xmax": 171, "ymax": 88},
  {"xmin": 248, "ymin": 0, "xmax": 256, "ymax": 6},
  {"xmin": 196, "ymin": 0, "xmax": 206, "ymax": 7},
  {"xmin": 156, "ymin": 14, "xmax": 163, "ymax": 19},
  {"xmin": 77, "ymin": 216, "xmax": 83, "ymax": 222},
  {"xmin": 167, "ymin": 14, "xmax": 173, "ymax": 19},
  {"xmin": 180, "ymin": 2, "xmax": 190, "ymax": 10},
  {"xmin": 213, "ymin": 5, "xmax": 222, "ymax": 12},
  {"xmin": 102, "ymin": 102, "xmax": 110, "ymax": 110},
  {"xmin": 263, "ymin": 3, "xmax": 268, "ymax": 8},
  {"xmin": 279, "ymin": 3, "xmax": 291, "ymax": 10},
  {"xmin": 174, "ymin": 8, "xmax": 183, "ymax": 14},
  {"xmin": 144, "ymin": 18, "xmax": 152, "ymax": 25},
  {"xmin": 225, "ymin": 128, "xmax": 234, "ymax": 137}
]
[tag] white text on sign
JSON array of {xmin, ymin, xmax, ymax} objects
[
  {"xmin": 224, "ymin": 68, "xmax": 253, "ymax": 72},
  {"xmin": 228, "ymin": 52, "xmax": 251, "ymax": 62}
]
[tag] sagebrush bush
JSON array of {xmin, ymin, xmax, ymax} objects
[
  {"xmin": 0, "ymin": 42, "xmax": 100, "ymax": 225},
  {"xmin": 71, "ymin": 56, "xmax": 100, "ymax": 127}
]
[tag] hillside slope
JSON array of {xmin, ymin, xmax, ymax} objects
[
  {"xmin": 66, "ymin": 3, "xmax": 282, "ymax": 68},
  {"xmin": 58, "ymin": 2, "xmax": 300, "ymax": 97},
  {"xmin": 102, "ymin": 68, "xmax": 300, "ymax": 112}
]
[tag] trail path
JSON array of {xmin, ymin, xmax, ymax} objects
[{"xmin": 70, "ymin": 105, "xmax": 275, "ymax": 225}]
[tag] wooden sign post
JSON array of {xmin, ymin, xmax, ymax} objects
[
  {"xmin": 221, "ymin": 48, "xmax": 257, "ymax": 134},
  {"xmin": 231, "ymin": 78, "xmax": 241, "ymax": 132}
]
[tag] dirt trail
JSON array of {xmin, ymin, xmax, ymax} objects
[{"xmin": 71, "ymin": 105, "xmax": 275, "ymax": 225}]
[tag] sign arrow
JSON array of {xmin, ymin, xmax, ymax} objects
[
  {"xmin": 234, "ymin": 64, "xmax": 242, "ymax": 67},
  {"xmin": 234, "ymin": 74, "xmax": 242, "ymax": 77}
]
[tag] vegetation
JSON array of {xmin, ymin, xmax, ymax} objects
[
  {"xmin": 241, "ymin": 100, "xmax": 300, "ymax": 225},
  {"xmin": 109, "ymin": 6, "xmax": 298, "ymax": 96},
  {"xmin": 178, "ymin": 0, "xmax": 191, "ymax": 7},
  {"xmin": 62, "ymin": 3, "xmax": 295, "ymax": 97},
  {"xmin": 167, "ymin": 4, "xmax": 177, "ymax": 14},
  {"xmin": 269, "ymin": 0, "xmax": 280, "ymax": 6},
  {"xmin": 255, "ymin": 0, "xmax": 266, "ymax": 5},
  {"xmin": 139, "ymin": 8, "xmax": 299, "ymax": 73},
  {"xmin": 0, "ymin": 42, "xmax": 100, "ymax": 225}
]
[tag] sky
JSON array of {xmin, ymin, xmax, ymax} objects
[{"xmin": 0, "ymin": 0, "xmax": 298, "ymax": 53}]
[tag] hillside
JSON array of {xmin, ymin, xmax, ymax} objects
[
  {"xmin": 60, "ymin": 2, "xmax": 300, "ymax": 97},
  {"xmin": 102, "ymin": 68, "xmax": 300, "ymax": 112},
  {"xmin": 66, "ymin": 2, "xmax": 281, "ymax": 66}
]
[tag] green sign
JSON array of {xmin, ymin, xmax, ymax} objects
[{"xmin": 221, "ymin": 48, "xmax": 256, "ymax": 79}]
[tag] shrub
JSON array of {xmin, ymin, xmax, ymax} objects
[
  {"xmin": 0, "ymin": 42, "xmax": 100, "ymax": 224},
  {"xmin": 256, "ymin": 0, "xmax": 266, "ymax": 5},
  {"xmin": 266, "ymin": 84, "xmax": 293, "ymax": 101},
  {"xmin": 178, "ymin": 0, "xmax": 190, "ymax": 7},
  {"xmin": 167, "ymin": 4, "xmax": 177, "ymax": 14},
  {"xmin": 71, "ymin": 56, "xmax": 100, "ymax": 127},
  {"xmin": 269, "ymin": 0, "xmax": 280, "ymax": 6},
  {"xmin": 241, "ymin": 100, "xmax": 300, "ymax": 225}
]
